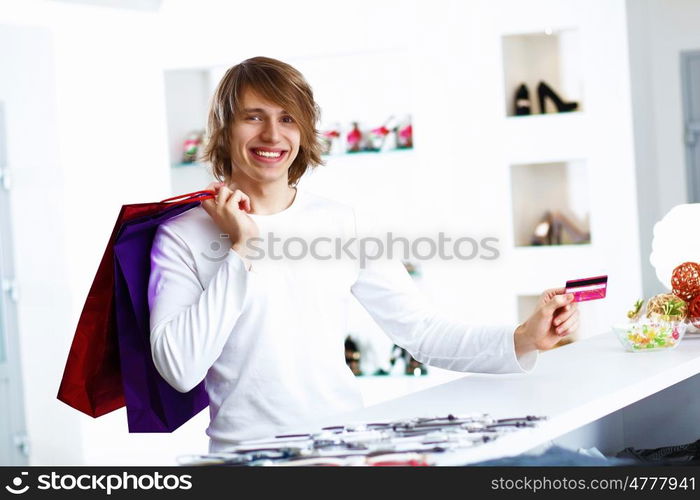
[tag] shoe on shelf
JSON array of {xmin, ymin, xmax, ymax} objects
[
  {"xmin": 530, "ymin": 210, "xmax": 590, "ymax": 246},
  {"xmin": 514, "ymin": 83, "xmax": 532, "ymax": 116},
  {"xmin": 537, "ymin": 81, "xmax": 578, "ymax": 114}
]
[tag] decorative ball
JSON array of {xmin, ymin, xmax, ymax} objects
[
  {"xmin": 688, "ymin": 295, "xmax": 700, "ymax": 327},
  {"xmin": 671, "ymin": 262, "xmax": 700, "ymax": 302},
  {"xmin": 646, "ymin": 293, "xmax": 687, "ymax": 321}
]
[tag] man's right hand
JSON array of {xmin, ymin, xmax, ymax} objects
[{"xmin": 201, "ymin": 182, "xmax": 260, "ymax": 261}]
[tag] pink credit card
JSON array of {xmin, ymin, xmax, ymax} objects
[{"xmin": 565, "ymin": 275, "xmax": 608, "ymax": 302}]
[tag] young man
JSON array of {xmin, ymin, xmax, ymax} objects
[{"xmin": 147, "ymin": 56, "xmax": 579, "ymax": 452}]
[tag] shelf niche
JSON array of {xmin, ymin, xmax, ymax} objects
[
  {"xmin": 510, "ymin": 160, "xmax": 591, "ymax": 247},
  {"xmin": 502, "ymin": 29, "xmax": 583, "ymax": 117},
  {"xmin": 164, "ymin": 68, "xmax": 219, "ymax": 194}
]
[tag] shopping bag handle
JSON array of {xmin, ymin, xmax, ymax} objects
[{"xmin": 160, "ymin": 190, "xmax": 216, "ymax": 205}]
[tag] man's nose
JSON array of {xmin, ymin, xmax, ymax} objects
[{"xmin": 260, "ymin": 120, "xmax": 281, "ymax": 143}]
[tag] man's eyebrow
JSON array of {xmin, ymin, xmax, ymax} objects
[{"xmin": 242, "ymin": 107, "xmax": 290, "ymax": 114}]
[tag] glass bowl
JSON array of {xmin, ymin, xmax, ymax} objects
[{"xmin": 612, "ymin": 320, "xmax": 688, "ymax": 352}]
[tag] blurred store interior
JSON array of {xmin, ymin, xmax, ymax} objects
[{"xmin": 0, "ymin": 0, "xmax": 699, "ymax": 464}]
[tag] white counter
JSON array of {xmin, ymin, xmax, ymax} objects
[{"xmin": 297, "ymin": 331, "xmax": 700, "ymax": 464}]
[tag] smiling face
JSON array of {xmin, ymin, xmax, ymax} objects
[{"xmin": 229, "ymin": 88, "xmax": 301, "ymax": 186}]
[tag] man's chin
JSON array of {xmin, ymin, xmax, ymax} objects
[{"xmin": 252, "ymin": 167, "xmax": 290, "ymax": 184}]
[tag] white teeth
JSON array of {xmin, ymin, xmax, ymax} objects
[{"xmin": 254, "ymin": 150, "xmax": 282, "ymax": 158}]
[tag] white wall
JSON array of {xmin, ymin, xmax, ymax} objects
[
  {"xmin": 0, "ymin": 0, "xmax": 170, "ymax": 464},
  {"xmin": 445, "ymin": 0, "xmax": 642, "ymax": 338},
  {"xmin": 0, "ymin": 21, "xmax": 76, "ymax": 465},
  {"xmin": 627, "ymin": 0, "xmax": 700, "ymax": 297},
  {"xmin": 0, "ymin": 19, "xmax": 81, "ymax": 465}
]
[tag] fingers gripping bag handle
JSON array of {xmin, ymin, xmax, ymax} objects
[{"xmin": 160, "ymin": 190, "xmax": 216, "ymax": 206}]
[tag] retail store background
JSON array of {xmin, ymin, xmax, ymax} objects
[{"xmin": 0, "ymin": 0, "xmax": 697, "ymax": 465}]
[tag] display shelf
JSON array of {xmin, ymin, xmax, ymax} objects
[
  {"xmin": 511, "ymin": 244, "xmax": 598, "ymax": 297},
  {"xmin": 322, "ymin": 147, "xmax": 414, "ymax": 159},
  {"xmin": 299, "ymin": 145, "xmax": 416, "ymax": 213},
  {"xmin": 512, "ymin": 241, "xmax": 594, "ymax": 257},
  {"xmin": 171, "ymin": 161, "xmax": 206, "ymax": 169},
  {"xmin": 509, "ymin": 160, "xmax": 590, "ymax": 247},
  {"xmin": 502, "ymin": 29, "xmax": 583, "ymax": 117},
  {"xmin": 164, "ymin": 68, "xmax": 219, "ymax": 194},
  {"xmin": 502, "ymin": 108, "xmax": 589, "ymax": 164},
  {"xmin": 319, "ymin": 146, "xmax": 415, "ymax": 169}
]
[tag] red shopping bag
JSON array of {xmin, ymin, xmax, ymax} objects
[{"xmin": 57, "ymin": 190, "xmax": 215, "ymax": 418}]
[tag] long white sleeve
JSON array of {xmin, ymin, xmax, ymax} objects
[
  {"xmin": 148, "ymin": 223, "xmax": 254, "ymax": 393},
  {"xmin": 350, "ymin": 228, "xmax": 537, "ymax": 374}
]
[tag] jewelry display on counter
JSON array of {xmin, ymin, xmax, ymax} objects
[{"xmin": 177, "ymin": 414, "xmax": 547, "ymax": 467}]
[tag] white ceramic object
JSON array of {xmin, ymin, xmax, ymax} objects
[{"xmin": 649, "ymin": 204, "xmax": 700, "ymax": 290}]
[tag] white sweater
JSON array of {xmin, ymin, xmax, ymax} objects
[{"xmin": 148, "ymin": 188, "xmax": 536, "ymax": 451}]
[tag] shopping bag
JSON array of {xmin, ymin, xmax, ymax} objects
[
  {"xmin": 113, "ymin": 201, "xmax": 210, "ymax": 432},
  {"xmin": 57, "ymin": 190, "xmax": 214, "ymax": 419}
]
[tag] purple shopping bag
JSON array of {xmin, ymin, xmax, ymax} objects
[{"xmin": 113, "ymin": 200, "xmax": 209, "ymax": 432}]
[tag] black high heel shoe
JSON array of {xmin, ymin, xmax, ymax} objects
[
  {"xmin": 514, "ymin": 83, "xmax": 531, "ymax": 116},
  {"xmin": 537, "ymin": 81, "xmax": 578, "ymax": 113}
]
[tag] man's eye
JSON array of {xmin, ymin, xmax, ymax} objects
[
  {"xmin": 281, "ymin": 116, "xmax": 295, "ymax": 123},
  {"xmin": 246, "ymin": 115, "xmax": 262, "ymax": 121}
]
